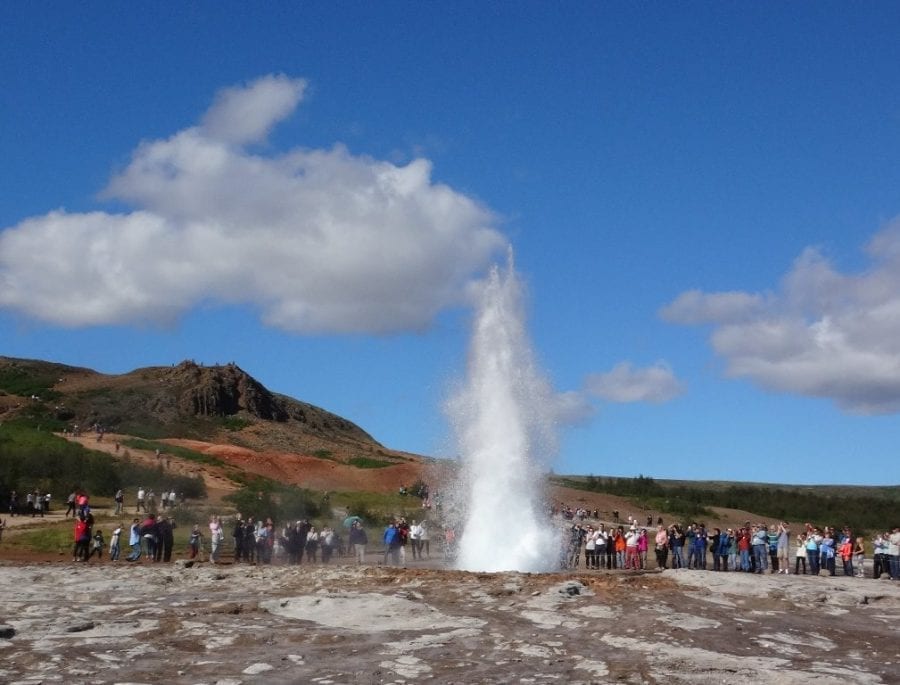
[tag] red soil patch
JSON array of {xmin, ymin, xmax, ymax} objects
[{"xmin": 163, "ymin": 439, "xmax": 427, "ymax": 494}]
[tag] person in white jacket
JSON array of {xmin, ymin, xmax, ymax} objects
[{"xmin": 409, "ymin": 520, "xmax": 424, "ymax": 560}]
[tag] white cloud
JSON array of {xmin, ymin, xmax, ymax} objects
[
  {"xmin": 549, "ymin": 390, "xmax": 596, "ymax": 425},
  {"xmin": 200, "ymin": 73, "xmax": 307, "ymax": 145},
  {"xmin": 660, "ymin": 289, "xmax": 764, "ymax": 325},
  {"xmin": 662, "ymin": 220, "xmax": 900, "ymax": 414},
  {"xmin": 585, "ymin": 362, "xmax": 685, "ymax": 404},
  {"xmin": 0, "ymin": 75, "xmax": 507, "ymax": 333}
]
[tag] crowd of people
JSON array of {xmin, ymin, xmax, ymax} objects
[
  {"xmin": 132, "ymin": 486, "xmax": 182, "ymax": 515},
  {"xmin": 6, "ymin": 490, "xmax": 52, "ymax": 517},
  {"xmin": 380, "ymin": 517, "xmax": 433, "ymax": 565},
  {"xmin": 560, "ymin": 510, "xmax": 900, "ymax": 581},
  {"xmin": 5, "ymin": 482, "xmax": 897, "ymax": 582},
  {"xmin": 210, "ymin": 515, "xmax": 343, "ymax": 565}
]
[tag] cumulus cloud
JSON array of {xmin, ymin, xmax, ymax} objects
[
  {"xmin": 549, "ymin": 390, "xmax": 596, "ymax": 425},
  {"xmin": 662, "ymin": 220, "xmax": 900, "ymax": 414},
  {"xmin": 0, "ymin": 74, "xmax": 507, "ymax": 333},
  {"xmin": 660, "ymin": 290, "xmax": 764, "ymax": 325},
  {"xmin": 585, "ymin": 362, "xmax": 685, "ymax": 404},
  {"xmin": 200, "ymin": 74, "xmax": 306, "ymax": 144}
]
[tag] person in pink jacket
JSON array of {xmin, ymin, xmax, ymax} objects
[{"xmin": 637, "ymin": 528, "xmax": 649, "ymax": 569}]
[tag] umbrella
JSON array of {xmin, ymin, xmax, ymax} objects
[{"xmin": 342, "ymin": 515, "xmax": 363, "ymax": 528}]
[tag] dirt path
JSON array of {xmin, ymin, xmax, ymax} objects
[{"xmin": 62, "ymin": 432, "xmax": 238, "ymax": 503}]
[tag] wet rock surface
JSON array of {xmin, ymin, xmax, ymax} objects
[{"xmin": 0, "ymin": 562, "xmax": 898, "ymax": 684}]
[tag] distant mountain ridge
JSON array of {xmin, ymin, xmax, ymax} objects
[{"xmin": 0, "ymin": 356, "xmax": 385, "ymax": 458}]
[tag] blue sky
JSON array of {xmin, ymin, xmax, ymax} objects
[{"xmin": 2, "ymin": 4, "xmax": 900, "ymax": 485}]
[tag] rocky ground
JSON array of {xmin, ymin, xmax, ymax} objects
[{"xmin": 1, "ymin": 560, "xmax": 898, "ymax": 685}]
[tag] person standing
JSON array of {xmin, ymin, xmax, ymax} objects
[
  {"xmin": 32, "ymin": 491, "xmax": 44, "ymax": 518},
  {"xmin": 752, "ymin": 525, "xmax": 769, "ymax": 574},
  {"xmin": 795, "ymin": 533, "xmax": 808, "ymax": 575},
  {"xmin": 420, "ymin": 521, "xmax": 431, "ymax": 559},
  {"xmin": 821, "ymin": 532, "xmax": 837, "ymax": 576},
  {"xmin": 209, "ymin": 515, "xmax": 223, "ymax": 564},
  {"xmin": 304, "ymin": 525, "xmax": 319, "ymax": 564},
  {"xmin": 321, "ymin": 526, "xmax": 335, "ymax": 563},
  {"xmin": 349, "ymin": 521, "xmax": 367, "ymax": 564},
  {"xmin": 595, "ymin": 525, "xmax": 607, "ymax": 569},
  {"xmin": 767, "ymin": 525, "xmax": 780, "ymax": 574},
  {"xmin": 126, "ymin": 518, "xmax": 142, "ymax": 561},
  {"xmin": 141, "ymin": 514, "xmax": 158, "ymax": 561},
  {"xmin": 853, "ymin": 536, "xmax": 866, "ymax": 578},
  {"xmin": 888, "ymin": 526, "xmax": 900, "ymax": 581},
  {"xmin": 383, "ymin": 521, "xmax": 401, "ymax": 566},
  {"xmin": 157, "ymin": 516, "xmax": 175, "ymax": 562},
  {"xmin": 637, "ymin": 528, "xmax": 649, "ymax": 569},
  {"xmin": 243, "ymin": 518, "xmax": 258, "ymax": 563},
  {"xmin": 615, "ymin": 526, "xmax": 627, "ymax": 569},
  {"xmin": 114, "ymin": 489, "xmax": 124, "ymax": 516},
  {"xmin": 669, "ymin": 525, "xmax": 685, "ymax": 570},
  {"xmin": 777, "ymin": 522, "xmax": 791, "ymax": 574},
  {"xmin": 232, "ymin": 517, "xmax": 245, "ymax": 563},
  {"xmin": 188, "ymin": 525, "xmax": 203, "ymax": 560},
  {"xmin": 737, "ymin": 527, "xmax": 751, "ymax": 572},
  {"xmin": 708, "ymin": 528, "xmax": 722, "ymax": 571},
  {"xmin": 89, "ymin": 529, "xmax": 105, "ymax": 560},
  {"xmin": 65, "ymin": 491, "xmax": 77, "ymax": 518},
  {"xmin": 409, "ymin": 520, "xmax": 423, "ymax": 560},
  {"xmin": 397, "ymin": 518, "xmax": 410, "ymax": 565},
  {"xmin": 654, "ymin": 524, "xmax": 669, "ymax": 570},
  {"xmin": 73, "ymin": 513, "xmax": 91, "ymax": 561},
  {"xmin": 584, "ymin": 526, "xmax": 596, "ymax": 570},
  {"xmin": 806, "ymin": 528, "xmax": 822, "ymax": 575},
  {"xmin": 714, "ymin": 528, "xmax": 730, "ymax": 571},
  {"xmin": 872, "ymin": 532, "xmax": 888, "ymax": 579},
  {"xmin": 109, "ymin": 523, "xmax": 122, "ymax": 562}
]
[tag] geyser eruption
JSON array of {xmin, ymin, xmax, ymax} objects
[{"xmin": 449, "ymin": 254, "xmax": 559, "ymax": 572}]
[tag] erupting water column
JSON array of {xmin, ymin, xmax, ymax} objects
[{"xmin": 449, "ymin": 254, "xmax": 559, "ymax": 572}]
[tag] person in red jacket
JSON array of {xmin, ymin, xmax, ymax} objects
[{"xmin": 73, "ymin": 512, "xmax": 92, "ymax": 561}]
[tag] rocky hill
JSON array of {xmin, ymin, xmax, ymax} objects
[{"xmin": 0, "ymin": 356, "xmax": 392, "ymax": 460}]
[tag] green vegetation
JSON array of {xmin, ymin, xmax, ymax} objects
[
  {"xmin": 0, "ymin": 364, "xmax": 62, "ymax": 400},
  {"xmin": 223, "ymin": 478, "xmax": 327, "ymax": 522},
  {"xmin": 313, "ymin": 449, "xmax": 335, "ymax": 460},
  {"xmin": 556, "ymin": 474, "xmax": 897, "ymax": 533},
  {"xmin": 5, "ymin": 523, "xmax": 73, "ymax": 555},
  {"xmin": 0, "ymin": 423, "xmax": 206, "ymax": 503},
  {"xmin": 220, "ymin": 416, "xmax": 252, "ymax": 432},
  {"xmin": 330, "ymin": 490, "xmax": 425, "ymax": 525},
  {"xmin": 114, "ymin": 417, "xmax": 219, "ymax": 442},
  {"xmin": 561, "ymin": 474, "xmax": 715, "ymax": 520},
  {"xmin": 347, "ymin": 456, "xmax": 394, "ymax": 469}
]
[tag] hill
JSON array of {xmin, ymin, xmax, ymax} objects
[{"xmin": 0, "ymin": 355, "xmax": 401, "ymax": 460}]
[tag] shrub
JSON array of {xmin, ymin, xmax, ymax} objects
[
  {"xmin": 347, "ymin": 456, "xmax": 393, "ymax": 469},
  {"xmin": 223, "ymin": 479, "xmax": 326, "ymax": 523}
]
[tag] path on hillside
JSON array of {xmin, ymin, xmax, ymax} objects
[
  {"xmin": 2, "ymin": 435, "xmax": 237, "ymax": 534},
  {"xmin": 62, "ymin": 432, "xmax": 239, "ymax": 503}
]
